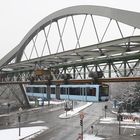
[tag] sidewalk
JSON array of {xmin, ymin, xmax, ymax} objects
[
  {"xmin": 0, "ymin": 126, "xmax": 48, "ymax": 140},
  {"xmin": 59, "ymin": 102, "xmax": 92, "ymax": 119}
]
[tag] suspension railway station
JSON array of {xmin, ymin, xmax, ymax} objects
[{"xmin": 0, "ymin": 5, "xmax": 140, "ymax": 108}]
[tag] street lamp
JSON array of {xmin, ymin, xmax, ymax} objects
[
  {"xmin": 104, "ymin": 105, "xmax": 108, "ymax": 118},
  {"xmin": 7, "ymin": 103, "xmax": 10, "ymax": 114},
  {"xmin": 118, "ymin": 113, "xmax": 122, "ymax": 135},
  {"xmin": 7, "ymin": 103, "xmax": 10, "ymax": 125},
  {"xmin": 18, "ymin": 107, "xmax": 23, "ymax": 137},
  {"xmin": 117, "ymin": 107, "xmax": 122, "ymax": 135}
]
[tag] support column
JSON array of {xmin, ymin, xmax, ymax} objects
[
  {"xmin": 124, "ymin": 61, "xmax": 127, "ymax": 77},
  {"xmin": 83, "ymin": 65, "xmax": 86, "ymax": 79},
  {"xmin": 73, "ymin": 66, "xmax": 76, "ymax": 79},
  {"xmin": 47, "ymin": 84, "xmax": 51, "ymax": 106},
  {"xmin": 108, "ymin": 62, "xmax": 111, "ymax": 78},
  {"xmin": 56, "ymin": 84, "xmax": 60, "ymax": 100}
]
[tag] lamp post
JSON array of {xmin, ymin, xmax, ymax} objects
[
  {"xmin": 18, "ymin": 107, "xmax": 23, "ymax": 137},
  {"xmin": 118, "ymin": 107, "xmax": 122, "ymax": 135},
  {"xmin": 104, "ymin": 105, "xmax": 107, "ymax": 118},
  {"xmin": 7, "ymin": 103, "xmax": 10, "ymax": 114},
  {"xmin": 118, "ymin": 113, "xmax": 122, "ymax": 135},
  {"xmin": 7, "ymin": 103, "xmax": 10, "ymax": 125}
]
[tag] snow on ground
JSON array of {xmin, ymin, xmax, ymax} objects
[
  {"xmin": 0, "ymin": 126, "xmax": 48, "ymax": 140},
  {"xmin": 0, "ymin": 126, "xmax": 104, "ymax": 140},
  {"xmin": 59, "ymin": 102, "xmax": 92, "ymax": 119},
  {"xmin": 45, "ymin": 100, "xmax": 65, "ymax": 105},
  {"xmin": 100, "ymin": 117, "xmax": 117, "ymax": 123},
  {"xmin": 83, "ymin": 134, "xmax": 104, "ymax": 140},
  {"xmin": 29, "ymin": 100, "xmax": 65, "ymax": 106},
  {"xmin": 29, "ymin": 120, "xmax": 45, "ymax": 124},
  {"xmin": 100, "ymin": 117, "xmax": 140, "ymax": 127},
  {"xmin": 0, "ymin": 101, "xmax": 104, "ymax": 140},
  {"xmin": 112, "ymin": 111, "xmax": 140, "ymax": 119}
]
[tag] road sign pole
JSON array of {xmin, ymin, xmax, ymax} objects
[
  {"xmin": 80, "ymin": 119, "xmax": 83, "ymax": 140},
  {"xmin": 18, "ymin": 114, "xmax": 21, "ymax": 136},
  {"xmin": 79, "ymin": 112, "xmax": 84, "ymax": 140}
]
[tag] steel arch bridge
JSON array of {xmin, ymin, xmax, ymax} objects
[{"xmin": 1, "ymin": 5, "xmax": 140, "ymax": 82}]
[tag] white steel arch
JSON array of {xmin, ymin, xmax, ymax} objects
[{"xmin": 0, "ymin": 5, "xmax": 140, "ymax": 68}]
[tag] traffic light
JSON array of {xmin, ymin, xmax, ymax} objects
[
  {"xmin": 104, "ymin": 105, "xmax": 108, "ymax": 110},
  {"xmin": 80, "ymin": 119, "xmax": 83, "ymax": 126},
  {"xmin": 18, "ymin": 114, "xmax": 21, "ymax": 123}
]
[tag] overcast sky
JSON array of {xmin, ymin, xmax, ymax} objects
[{"xmin": 0, "ymin": 0, "xmax": 140, "ymax": 59}]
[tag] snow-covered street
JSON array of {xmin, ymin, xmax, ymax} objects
[
  {"xmin": 0, "ymin": 101, "xmax": 105, "ymax": 140},
  {"xmin": 0, "ymin": 100, "xmax": 140, "ymax": 140}
]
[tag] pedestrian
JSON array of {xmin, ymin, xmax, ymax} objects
[{"xmin": 89, "ymin": 125, "xmax": 93, "ymax": 134}]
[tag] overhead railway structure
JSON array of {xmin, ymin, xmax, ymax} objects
[{"xmin": 0, "ymin": 5, "xmax": 140, "ymax": 107}]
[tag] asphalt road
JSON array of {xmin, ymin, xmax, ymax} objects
[
  {"xmin": 2, "ymin": 101, "xmax": 139, "ymax": 140},
  {"xmin": 31, "ymin": 102, "xmax": 140, "ymax": 140},
  {"xmin": 30, "ymin": 102, "xmax": 105, "ymax": 140}
]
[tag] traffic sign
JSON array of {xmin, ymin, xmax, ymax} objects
[{"xmin": 80, "ymin": 112, "xmax": 84, "ymax": 120}]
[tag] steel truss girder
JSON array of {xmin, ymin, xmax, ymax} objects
[
  {"xmin": 58, "ymin": 59, "xmax": 140, "ymax": 79},
  {"xmin": 1, "ymin": 58, "xmax": 140, "ymax": 82}
]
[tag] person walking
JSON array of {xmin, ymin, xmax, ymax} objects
[{"xmin": 89, "ymin": 125, "xmax": 94, "ymax": 134}]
